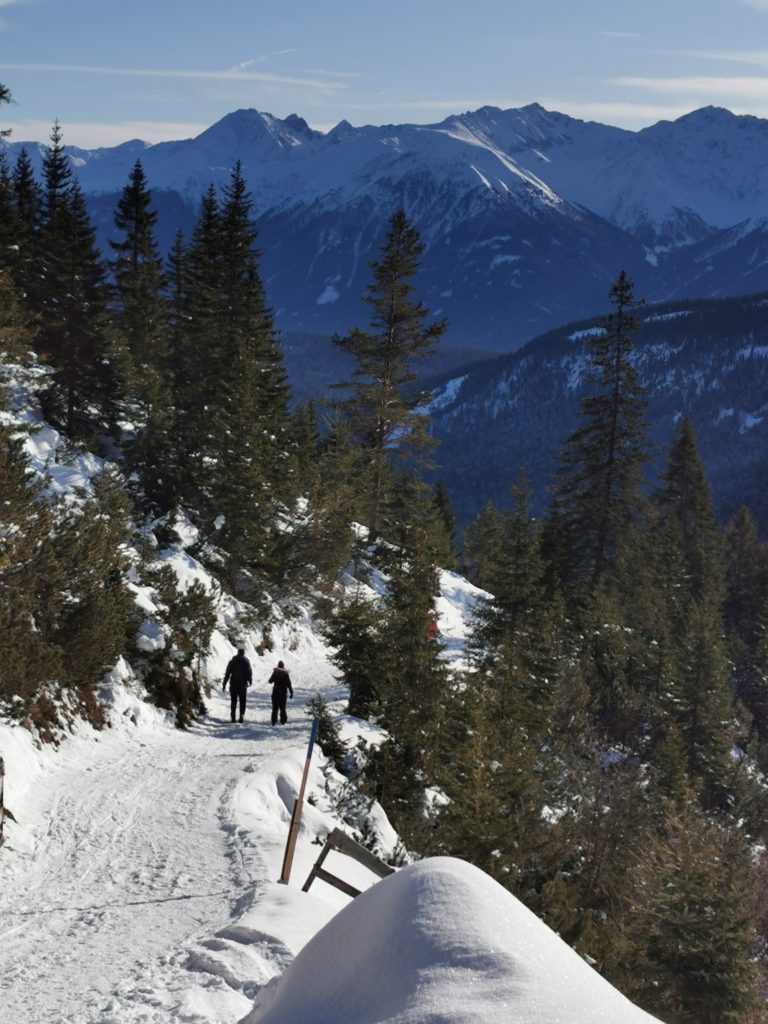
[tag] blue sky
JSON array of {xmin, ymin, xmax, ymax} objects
[{"xmin": 3, "ymin": 0, "xmax": 768, "ymax": 147}]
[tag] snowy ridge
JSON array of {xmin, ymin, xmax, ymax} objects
[{"xmin": 8, "ymin": 102, "xmax": 768, "ymax": 353}]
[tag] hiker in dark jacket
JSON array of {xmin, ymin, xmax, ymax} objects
[
  {"xmin": 268, "ymin": 660, "xmax": 293, "ymax": 725},
  {"xmin": 223, "ymin": 648, "xmax": 253, "ymax": 723}
]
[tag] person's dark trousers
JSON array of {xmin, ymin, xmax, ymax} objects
[
  {"xmin": 230, "ymin": 683, "xmax": 247, "ymax": 722},
  {"xmin": 271, "ymin": 692, "xmax": 288, "ymax": 725}
]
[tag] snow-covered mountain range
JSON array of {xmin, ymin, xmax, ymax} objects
[{"xmin": 6, "ymin": 103, "xmax": 768, "ymax": 352}]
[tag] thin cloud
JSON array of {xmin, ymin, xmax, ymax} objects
[
  {"xmin": 3, "ymin": 118, "xmax": 209, "ymax": 147},
  {"xmin": 0, "ymin": 62, "xmax": 347, "ymax": 93},
  {"xmin": 257, "ymin": 48, "xmax": 299, "ymax": 63},
  {"xmin": 303, "ymin": 68, "xmax": 363, "ymax": 80},
  {"xmin": 666, "ymin": 48, "xmax": 768, "ymax": 68},
  {"xmin": 613, "ymin": 74, "xmax": 768, "ymax": 99},
  {"xmin": 743, "ymin": 0, "xmax": 768, "ymax": 10},
  {"xmin": 538, "ymin": 98, "xmax": 698, "ymax": 126},
  {"xmin": 335, "ymin": 98, "xmax": 490, "ymax": 111}
]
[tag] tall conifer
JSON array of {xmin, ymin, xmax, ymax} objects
[
  {"xmin": 333, "ymin": 210, "xmax": 446, "ymax": 541},
  {"xmin": 550, "ymin": 271, "xmax": 649, "ymax": 591}
]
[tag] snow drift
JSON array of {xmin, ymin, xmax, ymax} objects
[{"xmin": 242, "ymin": 856, "xmax": 661, "ymax": 1024}]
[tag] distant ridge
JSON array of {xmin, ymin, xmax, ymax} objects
[{"xmin": 6, "ymin": 103, "xmax": 768, "ymax": 351}]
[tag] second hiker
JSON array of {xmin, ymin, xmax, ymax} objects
[{"xmin": 268, "ymin": 660, "xmax": 293, "ymax": 725}]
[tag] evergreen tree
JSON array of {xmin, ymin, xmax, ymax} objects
[
  {"xmin": 724, "ymin": 506, "xmax": 768, "ymax": 685},
  {"xmin": 10, "ymin": 147, "xmax": 42, "ymax": 296},
  {"xmin": 369, "ymin": 508, "xmax": 450, "ymax": 842},
  {"xmin": 34, "ymin": 126, "xmax": 114, "ymax": 438},
  {"xmin": 654, "ymin": 417, "xmax": 724, "ymax": 601},
  {"xmin": 625, "ymin": 804, "xmax": 760, "ymax": 1024},
  {"xmin": 0, "ymin": 155, "xmax": 21, "ymax": 273},
  {"xmin": 463, "ymin": 499, "xmax": 504, "ymax": 589},
  {"xmin": 333, "ymin": 210, "xmax": 446, "ymax": 541},
  {"xmin": 203, "ymin": 164, "xmax": 289, "ymax": 594},
  {"xmin": 469, "ymin": 474, "xmax": 545, "ymax": 666},
  {"xmin": 275, "ymin": 405, "xmax": 359, "ymax": 593},
  {"xmin": 550, "ymin": 271, "xmax": 649, "ymax": 591},
  {"xmin": 136, "ymin": 563, "xmax": 216, "ymax": 727},
  {"xmin": 171, "ymin": 166, "xmax": 289, "ymax": 595},
  {"xmin": 306, "ymin": 693, "xmax": 349, "ymax": 773},
  {"xmin": 109, "ymin": 161, "xmax": 176, "ymax": 512},
  {"xmin": 0, "ymin": 262, "xmax": 36, "ymax": 361},
  {"xmin": 426, "ymin": 478, "xmax": 459, "ymax": 570},
  {"xmin": 109, "ymin": 159, "xmax": 168, "ymax": 373},
  {"xmin": 0, "ymin": 81, "xmax": 11, "ymax": 137},
  {"xmin": 0, "ymin": 426, "xmax": 60, "ymax": 703},
  {"xmin": 49, "ymin": 468, "xmax": 135, "ymax": 687},
  {"xmin": 322, "ymin": 590, "xmax": 384, "ymax": 718}
]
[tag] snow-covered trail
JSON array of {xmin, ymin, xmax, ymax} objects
[{"xmin": 0, "ymin": 685, "xmax": 311, "ymax": 1024}]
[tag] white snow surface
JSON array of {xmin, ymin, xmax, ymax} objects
[{"xmin": 244, "ymin": 857, "xmax": 661, "ymax": 1024}]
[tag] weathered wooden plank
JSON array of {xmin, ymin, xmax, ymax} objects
[
  {"xmin": 326, "ymin": 827, "xmax": 396, "ymax": 879},
  {"xmin": 312, "ymin": 866, "xmax": 362, "ymax": 899}
]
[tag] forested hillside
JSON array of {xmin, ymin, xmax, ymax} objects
[
  {"xmin": 2, "ymin": 98, "xmax": 768, "ymax": 1023},
  {"xmin": 427, "ymin": 291, "xmax": 768, "ymax": 531}
]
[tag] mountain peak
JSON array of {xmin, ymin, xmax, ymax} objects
[{"xmin": 195, "ymin": 108, "xmax": 320, "ymax": 152}]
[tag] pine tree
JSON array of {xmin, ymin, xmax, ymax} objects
[
  {"xmin": 469, "ymin": 474, "xmax": 545, "ymax": 665},
  {"xmin": 0, "ymin": 262, "xmax": 36, "ymax": 361},
  {"xmin": 34, "ymin": 126, "xmax": 114, "ymax": 438},
  {"xmin": 109, "ymin": 161, "xmax": 177, "ymax": 512},
  {"xmin": 306, "ymin": 693, "xmax": 349, "ymax": 773},
  {"xmin": 136, "ymin": 562, "xmax": 216, "ymax": 727},
  {"xmin": 333, "ymin": 210, "xmax": 447, "ymax": 541},
  {"xmin": 10, "ymin": 147, "xmax": 42, "ymax": 296},
  {"xmin": 49, "ymin": 468, "xmax": 135, "ymax": 687},
  {"xmin": 650, "ymin": 421, "xmax": 735, "ymax": 807},
  {"xmin": 549, "ymin": 271, "xmax": 649, "ymax": 591},
  {"xmin": 204, "ymin": 164, "xmax": 289, "ymax": 594},
  {"xmin": 462, "ymin": 499, "xmax": 503, "ymax": 588},
  {"xmin": 724, "ymin": 506, "xmax": 768, "ymax": 685},
  {"xmin": 172, "ymin": 166, "xmax": 289, "ymax": 595},
  {"xmin": 370, "ymin": 508, "xmax": 450, "ymax": 842},
  {"xmin": 0, "ymin": 155, "xmax": 21, "ymax": 273},
  {"xmin": 426, "ymin": 479, "xmax": 458, "ymax": 570},
  {"xmin": 275, "ymin": 405, "xmax": 359, "ymax": 593},
  {"xmin": 322, "ymin": 591, "xmax": 384, "ymax": 718},
  {"xmin": 654, "ymin": 418, "xmax": 724, "ymax": 601},
  {"xmin": 625, "ymin": 804, "xmax": 760, "ymax": 1024},
  {"xmin": 0, "ymin": 426, "xmax": 61, "ymax": 703},
  {"xmin": 109, "ymin": 159, "xmax": 168, "ymax": 373}
]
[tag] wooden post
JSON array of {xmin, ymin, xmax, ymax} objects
[
  {"xmin": 279, "ymin": 717, "xmax": 319, "ymax": 885},
  {"xmin": 0, "ymin": 756, "xmax": 5, "ymax": 848}
]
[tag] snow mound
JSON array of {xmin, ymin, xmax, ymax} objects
[{"xmin": 242, "ymin": 856, "xmax": 660, "ymax": 1024}]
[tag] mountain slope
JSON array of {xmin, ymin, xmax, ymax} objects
[{"xmin": 426, "ymin": 291, "xmax": 768, "ymax": 530}]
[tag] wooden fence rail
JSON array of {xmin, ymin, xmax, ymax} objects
[{"xmin": 302, "ymin": 827, "xmax": 395, "ymax": 898}]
